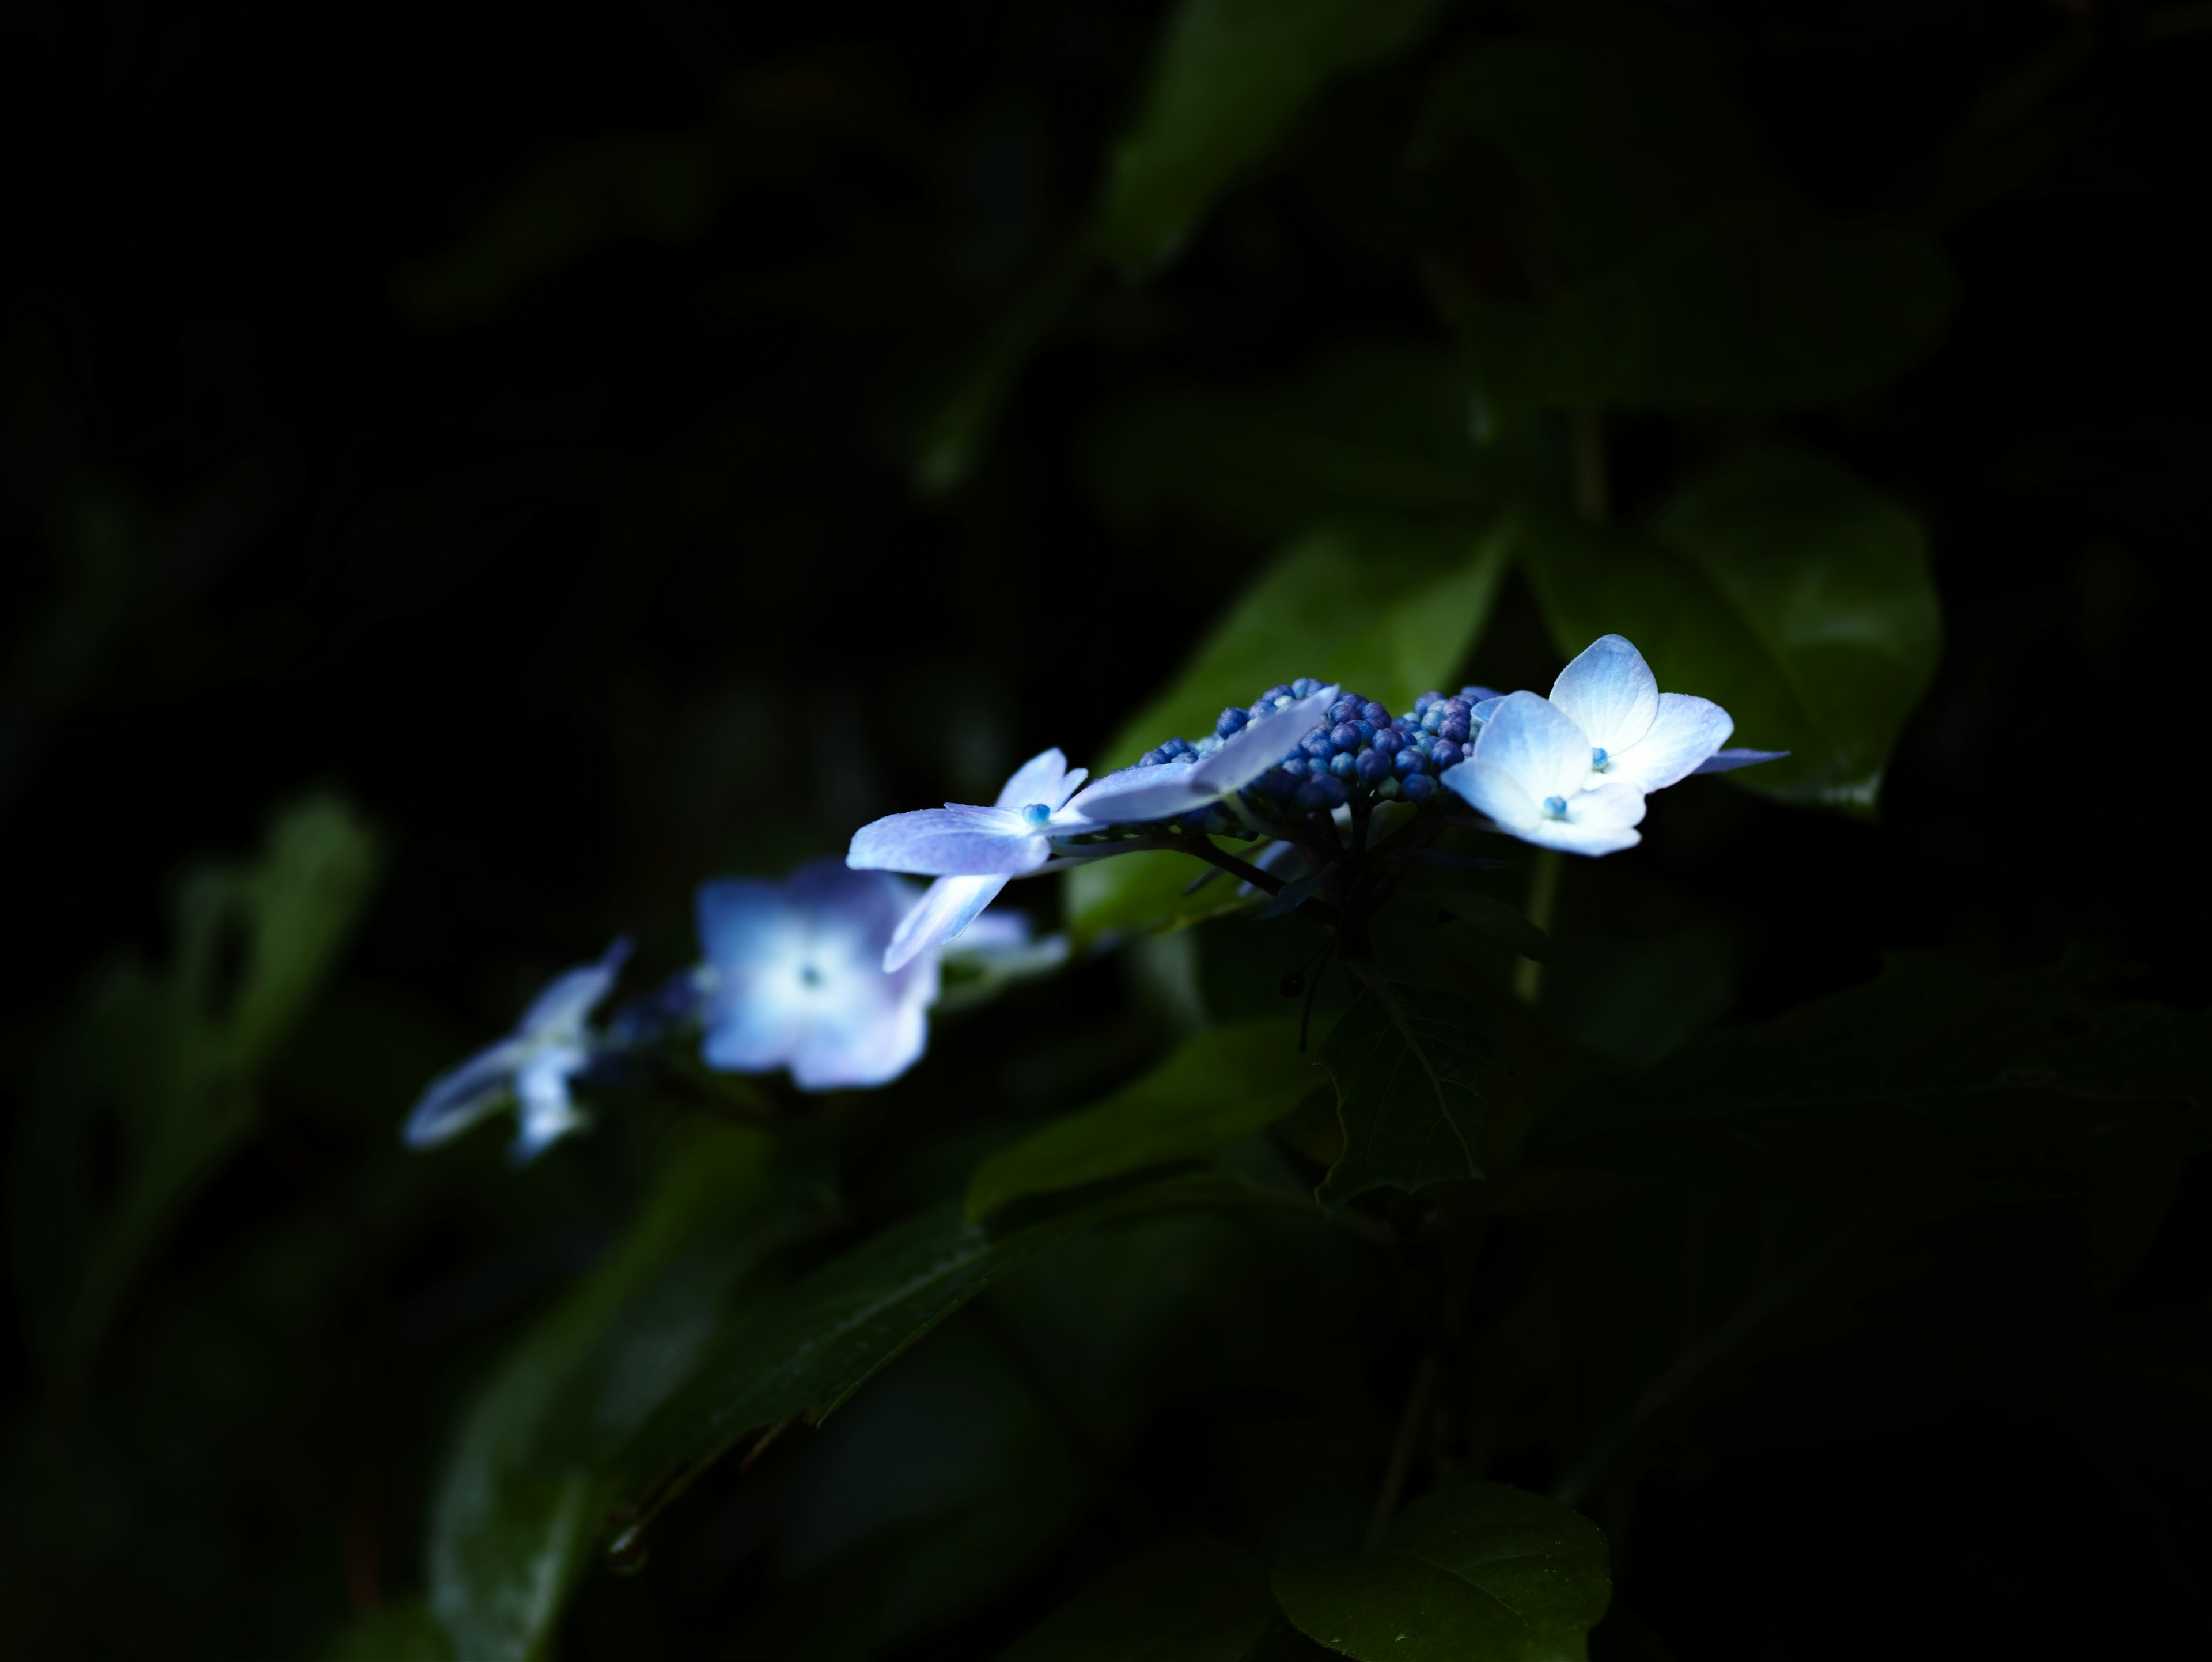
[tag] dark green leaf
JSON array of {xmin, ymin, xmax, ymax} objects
[
  {"xmin": 315, "ymin": 1600, "xmax": 454, "ymax": 1662},
  {"xmin": 1240, "ymin": 1618, "xmax": 1347, "ymax": 1661},
  {"xmin": 997, "ymin": 1537, "xmax": 1277, "ymax": 1661},
  {"xmin": 1272, "ymin": 1482, "xmax": 1612, "ymax": 1661},
  {"xmin": 1527, "ymin": 955, "xmax": 2212, "ymax": 1207},
  {"xmin": 967, "ymin": 1022, "xmax": 1316, "ymax": 1223},
  {"xmin": 1429, "ymin": 890, "xmax": 1549, "ymax": 964},
  {"xmin": 618, "ymin": 1167, "xmax": 1310, "ymax": 1506},
  {"xmin": 1099, "ymin": 518, "xmax": 1511, "ymax": 770},
  {"xmin": 1099, "ymin": 0, "xmax": 1450, "ymax": 278},
  {"xmin": 427, "ymin": 1124, "xmax": 794, "ymax": 1662},
  {"xmin": 1514, "ymin": 446, "xmax": 1941, "ymax": 813},
  {"xmin": 1314, "ymin": 973, "xmax": 1499, "ymax": 1213},
  {"xmin": 12, "ymin": 793, "xmax": 380, "ymax": 1378}
]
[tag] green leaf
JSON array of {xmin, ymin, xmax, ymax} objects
[
  {"xmin": 1429, "ymin": 890, "xmax": 1549, "ymax": 964},
  {"xmin": 1067, "ymin": 845, "xmax": 1274, "ymax": 949},
  {"xmin": 1086, "ymin": 345, "xmax": 1500, "ymax": 540},
  {"xmin": 1099, "ymin": 0, "xmax": 1450, "ymax": 279},
  {"xmin": 967, "ymin": 1021, "xmax": 1316, "ymax": 1223},
  {"xmin": 1314, "ymin": 972, "xmax": 1500, "ymax": 1213},
  {"xmin": 997, "ymin": 1537, "xmax": 1277, "ymax": 1661},
  {"xmin": 618, "ymin": 1167, "xmax": 1309, "ymax": 1508},
  {"xmin": 1273, "ymin": 1482, "xmax": 1612, "ymax": 1661},
  {"xmin": 11, "ymin": 793, "xmax": 381, "ymax": 1379},
  {"xmin": 315, "ymin": 1600, "xmax": 454, "ymax": 1662},
  {"xmin": 427, "ymin": 1124, "xmax": 796, "ymax": 1662},
  {"xmin": 1526, "ymin": 955, "xmax": 2212, "ymax": 1207},
  {"xmin": 1101, "ymin": 518, "xmax": 1512, "ymax": 770},
  {"xmin": 1514, "ymin": 446, "xmax": 1941, "ymax": 813}
]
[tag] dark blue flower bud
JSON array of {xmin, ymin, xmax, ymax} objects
[
  {"xmin": 1216, "ymin": 706, "xmax": 1250, "ymax": 738},
  {"xmin": 1420, "ymin": 707, "xmax": 1444, "ymax": 735},
  {"xmin": 1279, "ymin": 756, "xmax": 1309, "ymax": 779},
  {"xmin": 1294, "ymin": 779, "xmax": 1332, "ymax": 811},
  {"xmin": 1314, "ymin": 775, "xmax": 1349, "ymax": 809},
  {"xmin": 1414, "ymin": 731, "xmax": 1435, "ymax": 754},
  {"xmin": 1431, "ymin": 739, "xmax": 1462, "ymax": 770},
  {"xmin": 1138, "ymin": 750, "xmax": 1165, "ymax": 767},
  {"xmin": 1373, "ymin": 729, "xmax": 1404, "ymax": 758},
  {"xmin": 1327, "ymin": 751, "xmax": 1357, "ymax": 781},
  {"xmin": 1291, "ymin": 676, "xmax": 1320, "ymax": 698},
  {"xmin": 1442, "ymin": 697, "xmax": 1471, "ymax": 718},
  {"xmin": 1355, "ymin": 748, "xmax": 1391, "ymax": 785},
  {"xmin": 1395, "ymin": 748, "xmax": 1428, "ymax": 777},
  {"xmin": 1440, "ymin": 717, "xmax": 1470, "ymax": 745},
  {"xmin": 1261, "ymin": 683, "xmax": 1291, "ymax": 703},
  {"xmin": 1330, "ymin": 721, "xmax": 1362, "ymax": 752},
  {"xmin": 1256, "ymin": 767, "xmax": 1300, "ymax": 797},
  {"xmin": 1460, "ymin": 684, "xmax": 1500, "ymax": 702},
  {"xmin": 1401, "ymin": 773, "xmax": 1437, "ymax": 802},
  {"xmin": 1354, "ymin": 718, "xmax": 1376, "ymax": 741},
  {"xmin": 1413, "ymin": 691, "xmax": 1438, "ymax": 714},
  {"xmin": 1299, "ymin": 727, "xmax": 1334, "ymax": 760},
  {"xmin": 1392, "ymin": 714, "xmax": 1416, "ymax": 732},
  {"xmin": 1327, "ymin": 698, "xmax": 1357, "ymax": 725},
  {"xmin": 1361, "ymin": 702, "xmax": 1389, "ymax": 725}
]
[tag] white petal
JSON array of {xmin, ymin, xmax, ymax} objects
[
  {"xmin": 1516, "ymin": 817, "xmax": 1643, "ymax": 857},
  {"xmin": 1563, "ymin": 781, "xmax": 1650, "ymax": 830},
  {"xmin": 402, "ymin": 1038, "xmax": 526, "ymax": 1148},
  {"xmin": 1604, "ymin": 694, "xmax": 1733, "ymax": 792},
  {"xmin": 846, "ymin": 805, "xmax": 1048, "ymax": 875},
  {"xmin": 885, "ymin": 874, "xmax": 1007, "ymax": 972},
  {"xmin": 1550, "ymin": 634, "xmax": 1659, "ymax": 755},
  {"xmin": 518, "ymin": 937, "xmax": 630, "ymax": 1039},
  {"xmin": 1438, "ymin": 758, "xmax": 1541, "ymax": 833},
  {"xmin": 1062, "ymin": 763, "xmax": 1212, "ymax": 826},
  {"xmin": 1188, "ymin": 684, "xmax": 1340, "ymax": 793},
  {"xmin": 993, "ymin": 748, "xmax": 1069, "ymax": 811},
  {"xmin": 1467, "ymin": 690, "xmax": 1593, "ymax": 804}
]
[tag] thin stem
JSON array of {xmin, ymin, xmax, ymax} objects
[
  {"xmin": 1171, "ymin": 832, "xmax": 1285, "ymax": 894},
  {"xmin": 1513, "ymin": 849, "xmax": 1562, "ymax": 1005},
  {"xmin": 1365, "ymin": 1354, "xmax": 1441, "ymax": 1551}
]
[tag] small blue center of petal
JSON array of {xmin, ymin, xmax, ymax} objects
[
  {"xmin": 1021, "ymin": 802, "xmax": 1052, "ymax": 827},
  {"xmin": 1543, "ymin": 795, "xmax": 1569, "ymax": 819},
  {"xmin": 1590, "ymin": 747, "xmax": 1609, "ymax": 770},
  {"xmin": 800, "ymin": 963, "xmax": 824, "ymax": 987}
]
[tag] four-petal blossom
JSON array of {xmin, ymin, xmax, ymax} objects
[
  {"xmin": 1440, "ymin": 692, "xmax": 1650, "ymax": 855},
  {"xmin": 1536, "ymin": 634, "xmax": 1736, "ymax": 793},
  {"xmin": 403, "ymin": 937, "xmax": 631, "ymax": 1162},
  {"xmin": 697, "ymin": 858, "xmax": 938, "ymax": 1090}
]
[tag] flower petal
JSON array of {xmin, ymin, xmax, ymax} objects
[
  {"xmin": 885, "ymin": 873, "xmax": 1007, "ymax": 972},
  {"xmin": 1516, "ymin": 817, "xmax": 1644, "ymax": 857},
  {"xmin": 787, "ymin": 966, "xmax": 937, "ymax": 1089},
  {"xmin": 403, "ymin": 1036, "xmax": 528, "ymax": 1149},
  {"xmin": 1565, "ymin": 781, "xmax": 1650, "ymax": 830},
  {"xmin": 519, "ymin": 937, "xmax": 631, "ymax": 1038},
  {"xmin": 1691, "ymin": 747, "xmax": 1789, "ymax": 774},
  {"xmin": 509, "ymin": 1047, "xmax": 588, "ymax": 1162},
  {"xmin": 1438, "ymin": 758, "xmax": 1541, "ymax": 833},
  {"xmin": 1468, "ymin": 690, "xmax": 1594, "ymax": 804},
  {"xmin": 847, "ymin": 804, "xmax": 1047, "ymax": 876},
  {"xmin": 994, "ymin": 747, "xmax": 1070, "ymax": 812},
  {"xmin": 1604, "ymin": 694, "xmax": 1734, "ymax": 792},
  {"xmin": 1062, "ymin": 762, "xmax": 1211, "ymax": 826},
  {"xmin": 696, "ymin": 877, "xmax": 798, "ymax": 970},
  {"xmin": 1549, "ymin": 634, "xmax": 1659, "ymax": 755},
  {"xmin": 1189, "ymin": 684, "xmax": 1340, "ymax": 793}
]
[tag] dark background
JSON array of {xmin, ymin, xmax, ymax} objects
[{"xmin": 3, "ymin": 2, "xmax": 2208, "ymax": 1658}]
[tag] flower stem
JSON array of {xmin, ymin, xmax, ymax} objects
[{"xmin": 1513, "ymin": 848, "xmax": 1562, "ymax": 1005}]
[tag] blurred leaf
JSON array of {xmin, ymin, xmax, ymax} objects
[
  {"xmin": 1066, "ymin": 845, "xmax": 1274, "ymax": 948},
  {"xmin": 10, "ymin": 793, "xmax": 380, "ymax": 1379},
  {"xmin": 618, "ymin": 1167, "xmax": 1308, "ymax": 1510},
  {"xmin": 967, "ymin": 1021, "xmax": 1315, "ymax": 1222},
  {"xmin": 316, "ymin": 1600, "xmax": 454, "ymax": 1662},
  {"xmin": 1314, "ymin": 973, "xmax": 1499, "ymax": 1213},
  {"xmin": 1429, "ymin": 889, "xmax": 1548, "ymax": 963},
  {"xmin": 1514, "ymin": 446, "xmax": 1941, "ymax": 813},
  {"xmin": 1099, "ymin": 0, "xmax": 1450, "ymax": 279},
  {"xmin": 2033, "ymin": 1299, "xmax": 2212, "ymax": 1480},
  {"xmin": 997, "ymin": 1537, "xmax": 1277, "ymax": 1661},
  {"xmin": 1272, "ymin": 1481, "xmax": 1611, "ymax": 1661},
  {"xmin": 396, "ymin": 135, "xmax": 727, "ymax": 325},
  {"xmin": 427, "ymin": 1124, "xmax": 795, "ymax": 1662},
  {"xmin": 1103, "ymin": 517, "xmax": 1512, "ymax": 769},
  {"xmin": 1240, "ymin": 1617, "xmax": 1351, "ymax": 1660},
  {"xmin": 1087, "ymin": 346, "xmax": 1498, "ymax": 539},
  {"xmin": 1422, "ymin": 27, "xmax": 1951, "ymax": 411},
  {"xmin": 1526, "ymin": 955, "xmax": 2212, "ymax": 1207}
]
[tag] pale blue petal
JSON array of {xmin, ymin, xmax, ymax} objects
[
  {"xmin": 787, "ymin": 960, "xmax": 937, "ymax": 1089},
  {"xmin": 1062, "ymin": 764, "xmax": 1213, "ymax": 826},
  {"xmin": 1051, "ymin": 768, "xmax": 1089, "ymax": 811},
  {"xmin": 846, "ymin": 805, "xmax": 1047, "ymax": 876},
  {"xmin": 950, "ymin": 908, "xmax": 1032, "ymax": 951},
  {"xmin": 1604, "ymin": 693, "xmax": 1733, "ymax": 792},
  {"xmin": 1190, "ymin": 685, "xmax": 1339, "ymax": 792},
  {"xmin": 519, "ymin": 936, "xmax": 630, "ymax": 1038},
  {"xmin": 1440, "ymin": 758, "xmax": 1541, "ymax": 833},
  {"xmin": 784, "ymin": 857, "xmax": 915, "ymax": 936},
  {"xmin": 403, "ymin": 1036, "xmax": 527, "ymax": 1148},
  {"xmin": 1467, "ymin": 690, "xmax": 1593, "ymax": 804},
  {"xmin": 696, "ymin": 877, "xmax": 798, "ymax": 971},
  {"xmin": 1516, "ymin": 816, "xmax": 1643, "ymax": 857},
  {"xmin": 885, "ymin": 873, "xmax": 1006, "ymax": 972},
  {"xmin": 1472, "ymin": 696, "xmax": 1510, "ymax": 726},
  {"xmin": 508, "ymin": 1047, "xmax": 588, "ymax": 1162},
  {"xmin": 993, "ymin": 748, "xmax": 1070, "ymax": 811},
  {"xmin": 1565, "ymin": 781, "xmax": 1650, "ymax": 831},
  {"xmin": 1691, "ymin": 747, "xmax": 1789, "ymax": 774},
  {"xmin": 1549, "ymin": 634, "xmax": 1659, "ymax": 755}
]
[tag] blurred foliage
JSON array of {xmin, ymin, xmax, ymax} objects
[{"xmin": 5, "ymin": 2, "xmax": 2212, "ymax": 1661}]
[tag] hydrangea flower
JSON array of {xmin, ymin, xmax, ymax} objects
[
  {"xmin": 1441, "ymin": 692, "xmax": 1652, "ymax": 855},
  {"xmin": 696, "ymin": 858, "xmax": 940, "ymax": 1090},
  {"xmin": 403, "ymin": 938, "xmax": 631, "ymax": 1162},
  {"xmin": 1058, "ymin": 682, "xmax": 1340, "ymax": 825}
]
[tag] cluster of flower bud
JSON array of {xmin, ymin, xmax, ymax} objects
[{"xmin": 1130, "ymin": 676, "xmax": 1497, "ymax": 823}]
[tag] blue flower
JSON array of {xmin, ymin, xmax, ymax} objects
[
  {"xmin": 850, "ymin": 747, "xmax": 1093, "ymax": 969},
  {"xmin": 403, "ymin": 938, "xmax": 631, "ymax": 1162},
  {"xmin": 1058, "ymin": 683, "xmax": 1340, "ymax": 826},
  {"xmin": 1441, "ymin": 692, "xmax": 1650, "ymax": 855},
  {"xmin": 696, "ymin": 858, "xmax": 938, "ymax": 1090}
]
